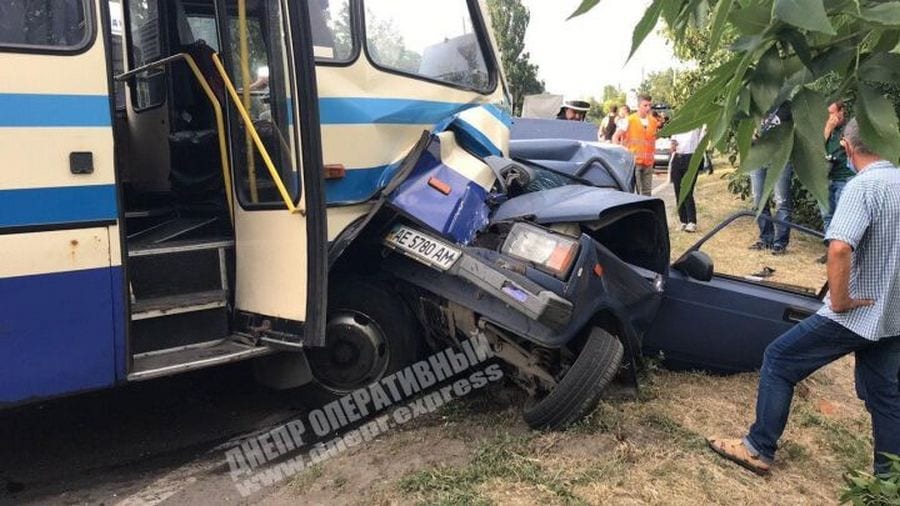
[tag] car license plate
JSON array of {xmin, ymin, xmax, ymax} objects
[{"xmin": 384, "ymin": 225, "xmax": 461, "ymax": 271}]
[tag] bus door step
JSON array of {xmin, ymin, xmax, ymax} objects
[
  {"xmin": 127, "ymin": 217, "xmax": 219, "ymax": 244},
  {"xmin": 131, "ymin": 289, "xmax": 227, "ymax": 321},
  {"xmin": 128, "ymin": 338, "xmax": 275, "ymax": 381}
]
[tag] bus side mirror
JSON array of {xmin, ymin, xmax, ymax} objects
[{"xmin": 673, "ymin": 250, "xmax": 714, "ymax": 282}]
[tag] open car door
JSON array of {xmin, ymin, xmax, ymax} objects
[
  {"xmin": 218, "ymin": 0, "xmax": 327, "ymax": 348},
  {"xmin": 643, "ymin": 212, "xmax": 825, "ymax": 373}
]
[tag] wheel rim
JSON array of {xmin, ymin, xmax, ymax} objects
[{"xmin": 307, "ymin": 309, "xmax": 390, "ymax": 394}]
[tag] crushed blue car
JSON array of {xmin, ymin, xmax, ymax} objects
[
  {"xmin": 327, "ymin": 108, "xmax": 669, "ymax": 429},
  {"xmin": 324, "ymin": 107, "xmax": 825, "ymax": 429}
]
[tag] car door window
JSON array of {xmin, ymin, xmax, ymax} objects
[{"xmin": 682, "ymin": 213, "xmax": 827, "ymax": 298}]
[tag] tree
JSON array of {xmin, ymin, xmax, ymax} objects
[
  {"xmin": 638, "ymin": 69, "xmax": 682, "ymax": 108},
  {"xmin": 487, "ymin": 0, "xmax": 545, "ymax": 116},
  {"xmin": 601, "ymin": 85, "xmax": 627, "ymax": 114},
  {"xmin": 570, "ymin": 0, "xmax": 900, "ymax": 210},
  {"xmin": 586, "ymin": 97, "xmax": 605, "ymax": 124}
]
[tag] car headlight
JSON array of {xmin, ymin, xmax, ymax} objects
[{"xmin": 501, "ymin": 223, "xmax": 580, "ymax": 279}]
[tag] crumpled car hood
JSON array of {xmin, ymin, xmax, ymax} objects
[{"xmin": 491, "ymin": 185, "xmax": 657, "ymax": 224}]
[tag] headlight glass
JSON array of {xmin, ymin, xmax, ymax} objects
[{"xmin": 501, "ymin": 223, "xmax": 579, "ymax": 279}]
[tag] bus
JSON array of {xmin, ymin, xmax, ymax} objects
[{"xmin": 0, "ymin": 0, "xmax": 507, "ymax": 406}]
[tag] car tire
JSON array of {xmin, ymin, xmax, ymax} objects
[
  {"xmin": 304, "ymin": 279, "xmax": 420, "ymax": 408},
  {"xmin": 522, "ymin": 328, "xmax": 624, "ymax": 430}
]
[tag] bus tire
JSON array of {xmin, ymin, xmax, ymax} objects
[{"xmin": 304, "ymin": 279, "xmax": 419, "ymax": 408}]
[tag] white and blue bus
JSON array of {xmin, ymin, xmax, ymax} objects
[{"xmin": 0, "ymin": 0, "xmax": 507, "ymax": 407}]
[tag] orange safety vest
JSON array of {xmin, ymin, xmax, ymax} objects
[{"xmin": 624, "ymin": 113, "xmax": 658, "ymax": 166}]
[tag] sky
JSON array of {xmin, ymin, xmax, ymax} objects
[{"xmin": 521, "ymin": 0, "xmax": 686, "ymax": 100}]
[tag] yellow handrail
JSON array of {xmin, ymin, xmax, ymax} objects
[
  {"xmin": 210, "ymin": 52, "xmax": 305, "ymax": 215},
  {"xmin": 237, "ymin": 0, "xmax": 257, "ymax": 203},
  {"xmin": 115, "ymin": 53, "xmax": 235, "ymax": 223}
]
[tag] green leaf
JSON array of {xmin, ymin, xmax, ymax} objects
[
  {"xmin": 744, "ymin": 122, "xmax": 796, "ymax": 213},
  {"xmin": 568, "ymin": 0, "xmax": 602, "ymax": 19},
  {"xmin": 791, "ymin": 88, "xmax": 830, "ymax": 207},
  {"xmin": 660, "ymin": 0, "xmax": 682, "ymax": 25},
  {"xmin": 709, "ymin": 0, "xmax": 736, "ymax": 52},
  {"xmin": 661, "ymin": 57, "xmax": 743, "ymax": 135},
  {"xmin": 662, "ymin": 106, "xmax": 720, "ymax": 136},
  {"xmin": 629, "ymin": 0, "xmax": 666, "ymax": 60},
  {"xmin": 860, "ymin": 53, "xmax": 900, "ymax": 83},
  {"xmin": 808, "ymin": 46, "xmax": 856, "ymax": 79},
  {"xmin": 773, "ymin": 0, "xmax": 837, "ymax": 35},
  {"xmin": 737, "ymin": 118, "xmax": 756, "ymax": 164},
  {"xmin": 692, "ymin": 0, "xmax": 711, "ymax": 27},
  {"xmin": 738, "ymin": 87, "xmax": 752, "ymax": 116},
  {"xmin": 857, "ymin": 84, "xmax": 900, "ymax": 162},
  {"xmin": 749, "ymin": 48, "xmax": 784, "ymax": 117},
  {"xmin": 873, "ymin": 30, "xmax": 900, "ymax": 53},
  {"xmin": 781, "ymin": 29, "xmax": 813, "ymax": 66},
  {"xmin": 858, "ymin": 2, "xmax": 900, "ymax": 27},
  {"xmin": 730, "ymin": 2, "xmax": 771, "ymax": 35}
]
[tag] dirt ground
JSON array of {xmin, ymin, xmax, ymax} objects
[
  {"xmin": 260, "ymin": 358, "xmax": 869, "ymax": 505},
  {"xmin": 260, "ymin": 165, "xmax": 869, "ymax": 505}
]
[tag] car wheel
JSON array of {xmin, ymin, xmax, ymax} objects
[
  {"xmin": 304, "ymin": 280, "xmax": 419, "ymax": 406},
  {"xmin": 522, "ymin": 328, "xmax": 623, "ymax": 430}
]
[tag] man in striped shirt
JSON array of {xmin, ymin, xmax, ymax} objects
[{"xmin": 708, "ymin": 118, "xmax": 900, "ymax": 476}]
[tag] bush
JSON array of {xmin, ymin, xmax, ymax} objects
[
  {"xmin": 726, "ymin": 171, "xmax": 824, "ymax": 232},
  {"xmin": 841, "ymin": 454, "xmax": 900, "ymax": 505}
]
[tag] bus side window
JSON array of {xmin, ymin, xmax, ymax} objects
[
  {"xmin": 0, "ymin": 0, "xmax": 91, "ymax": 50},
  {"xmin": 309, "ymin": 0, "xmax": 352, "ymax": 62}
]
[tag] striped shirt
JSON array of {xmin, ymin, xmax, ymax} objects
[{"xmin": 819, "ymin": 160, "xmax": 900, "ymax": 340}]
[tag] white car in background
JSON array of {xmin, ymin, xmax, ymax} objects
[{"xmin": 654, "ymin": 137, "xmax": 672, "ymax": 169}]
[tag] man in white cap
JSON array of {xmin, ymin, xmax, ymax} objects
[{"xmin": 557, "ymin": 99, "xmax": 591, "ymax": 121}]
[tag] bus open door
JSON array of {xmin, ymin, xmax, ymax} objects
[{"xmin": 0, "ymin": 0, "xmax": 327, "ymax": 405}]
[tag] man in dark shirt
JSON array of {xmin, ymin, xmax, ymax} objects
[{"xmin": 821, "ymin": 101, "xmax": 855, "ymax": 231}]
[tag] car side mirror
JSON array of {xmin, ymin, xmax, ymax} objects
[{"xmin": 673, "ymin": 250, "xmax": 714, "ymax": 282}]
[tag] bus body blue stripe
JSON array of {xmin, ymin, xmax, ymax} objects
[
  {"xmin": 0, "ymin": 93, "xmax": 480, "ymax": 127},
  {"xmin": 325, "ymin": 165, "xmax": 389, "ymax": 204},
  {"xmin": 0, "ymin": 185, "xmax": 119, "ymax": 228},
  {"xmin": 318, "ymin": 97, "xmax": 475, "ymax": 125},
  {"xmin": 0, "ymin": 93, "xmax": 112, "ymax": 127},
  {"xmin": 0, "ymin": 266, "xmax": 122, "ymax": 405}
]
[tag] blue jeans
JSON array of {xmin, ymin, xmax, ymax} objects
[
  {"xmin": 750, "ymin": 164, "xmax": 793, "ymax": 248},
  {"xmin": 819, "ymin": 179, "xmax": 849, "ymax": 233},
  {"xmin": 745, "ymin": 315, "xmax": 900, "ymax": 474}
]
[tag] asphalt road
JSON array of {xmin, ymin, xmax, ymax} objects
[{"xmin": 0, "ymin": 363, "xmax": 309, "ymax": 505}]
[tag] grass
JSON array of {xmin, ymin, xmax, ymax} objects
[
  {"xmin": 398, "ymin": 433, "xmax": 584, "ymax": 505},
  {"xmin": 390, "ymin": 360, "xmax": 873, "ymax": 505},
  {"xmin": 288, "ymin": 464, "xmax": 323, "ymax": 494}
]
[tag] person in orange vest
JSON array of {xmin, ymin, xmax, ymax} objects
[{"xmin": 613, "ymin": 94, "xmax": 659, "ymax": 196}]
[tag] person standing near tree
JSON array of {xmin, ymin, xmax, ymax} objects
[
  {"xmin": 818, "ymin": 101, "xmax": 855, "ymax": 262},
  {"xmin": 599, "ymin": 104, "xmax": 618, "ymax": 142},
  {"xmin": 707, "ymin": 118, "xmax": 900, "ymax": 477},
  {"xmin": 556, "ymin": 99, "xmax": 590, "ymax": 121},
  {"xmin": 612, "ymin": 105, "xmax": 630, "ymax": 145},
  {"xmin": 748, "ymin": 101, "xmax": 794, "ymax": 255},
  {"xmin": 614, "ymin": 95, "xmax": 658, "ymax": 196},
  {"xmin": 670, "ymin": 125, "xmax": 705, "ymax": 232}
]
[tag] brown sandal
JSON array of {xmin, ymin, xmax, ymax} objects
[{"xmin": 707, "ymin": 437, "xmax": 771, "ymax": 476}]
